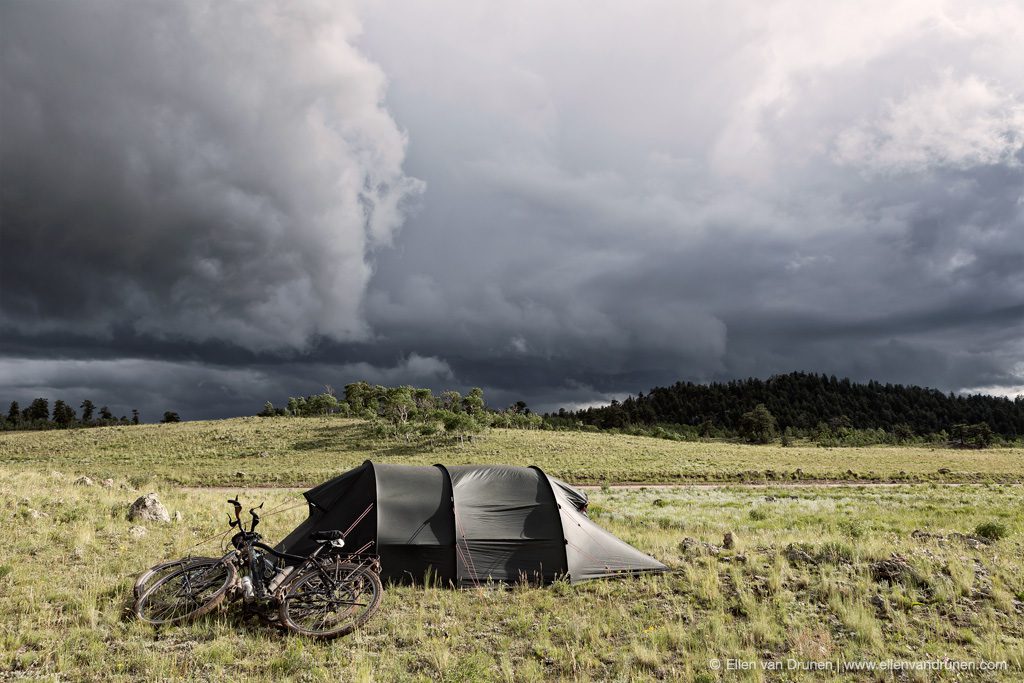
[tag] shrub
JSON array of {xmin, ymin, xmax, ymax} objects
[
  {"xmin": 838, "ymin": 519, "xmax": 866, "ymax": 539},
  {"xmin": 818, "ymin": 541, "xmax": 854, "ymax": 564},
  {"xmin": 973, "ymin": 521, "xmax": 1008, "ymax": 542},
  {"xmin": 128, "ymin": 474, "xmax": 153, "ymax": 489}
]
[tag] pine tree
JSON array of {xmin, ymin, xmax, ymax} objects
[
  {"xmin": 52, "ymin": 400, "xmax": 76, "ymax": 426},
  {"xmin": 80, "ymin": 399, "xmax": 96, "ymax": 423},
  {"xmin": 739, "ymin": 404, "xmax": 777, "ymax": 444},
  {"xmin": 26, "ymin": 398, "xmax": 50, "ymax": 422}
]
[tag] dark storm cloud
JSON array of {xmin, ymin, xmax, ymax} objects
[
  {"xmin": 2, "ymin": 0, "xmax": 1023, "ymax": 419},
  {"xmin": 1, "ymin": 0, "xmax": 421, "ymax": 350}
]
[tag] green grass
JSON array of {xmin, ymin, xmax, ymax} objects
[
  {"xmin": 1, "ymin": 468, "xmax": 1021, "ymax": 681},
  {"xmin": 1, "ymin": 418, "xmax": 1023, "ymax": 680},
  {"xmin": 2, "ymin": 416, "xmax": 1023, "ymax": 486}
]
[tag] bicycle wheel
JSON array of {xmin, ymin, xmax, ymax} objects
[
  {"xmin": 133, "ymin": 556, "xmax": 218, "ymax": 600},
  {"xmin": 278, "ymin": 561, "xmax": 383, "ymax": 639},
  {"xmin": 134, "ymin": 558, "xmax": 236, "ymax": 626}
]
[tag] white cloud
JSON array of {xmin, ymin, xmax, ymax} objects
[{"xmin": 834, "ymin": 74, "xmax": 1024, "ymax": 173}]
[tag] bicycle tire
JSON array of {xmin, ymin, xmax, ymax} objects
[
  {"xmin": 278, "ymin": 561, "xmax": 383, "ymax": 639},
  {"xmin": 134, "ymin": 558, "xmax": 236, "ymax": 626},
  {"xmin": 133, "ymin": 556, "xmax": 219, "ymax": 600}
]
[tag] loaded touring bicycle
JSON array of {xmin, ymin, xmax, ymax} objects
[{"xmin": 133, "ymin": 496, "xmax": 382, "ymax": 639}]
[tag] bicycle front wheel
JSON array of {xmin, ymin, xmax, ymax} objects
[
  {"xmin": 279, "ymin": 561, "xmax": 383, "ymax": 639},
  {"xmin": 133, "ymin": 556, "xmax": 219, "ymax": 600},
  {"xmin": 134, "ymin": 558, "xmax": 236, "ymax": 626}
]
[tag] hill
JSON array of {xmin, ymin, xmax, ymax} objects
[
  {"xmin": 557, "ymin": 372, "xmax": 1024, "ymax": 437},
  {"xmin": 2, "ymin": 415, "xmax": 1023, "ymax": 486}
]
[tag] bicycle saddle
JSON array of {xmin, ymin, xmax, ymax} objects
[{"xmin": 309, "ymin": 530, "xmax": 345, "ymax": 542}]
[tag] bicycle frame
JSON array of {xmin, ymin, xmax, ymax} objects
[{"xmin": 224, "ymin": 498, "xmax": 380, "ymax": 602}]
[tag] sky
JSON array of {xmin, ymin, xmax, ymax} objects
[{"xmin": 1, "ymin": 0, "xmax": 1023, "ymax": 421}]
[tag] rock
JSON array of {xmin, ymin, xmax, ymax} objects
[
  {"xmin": 73, "ymin": 546, "xmax": 85, "ymax": 560},
  {"xmin": 50, "ymin": 470, "xmax": 64, "ymax": 479},
  {"xmin": 74, "ymin": 476, "xmax": 94, "ymax": 486},
  {"xmin": 764, "ymin": 495, "xmax": 776, "ymax": 502},
  {"xmin": 27, "ymin": 508, "xmax": 49, "ymax": 520},
  {"xmin": 679, "ymin": 537, "xmax": 721, "ymax": 556},
  {"xmin": 174, "ymin": 511, "xmax": 183, "ymax": 522},
  {"xmin": 127, "ymin": 493, "xmax": 171, "ymax": 523},
  {"xmin": 938, "ymin": 468, "xmax": 951, "ymax": 475},
  {"xmin": 723, "ymin": 532, "xmax": 737, "ymax": 550},
  {"xmin": 101, "ymin": 478, "xmax": 115, "ymax": 489},
  {"xmin": 869, "ymin": 594, "xmax": 889, "ymax": 617},
  {"xmin": 235, "ymin": 471, "xmax": 245, "ymax": 479},
  {"xmin": 784, "ymin": 543, "xmax": 815, "ymax": 564},
  {"xmin": 258, "ymin": 451, "xmax": 270, "ymax": 458},
  {"xmin": 129, "ymin": 525, "xmax": 148, "ymax": 539},
  {"xmin": 949, "ymin": 532, "xmax": 990, "ymax": 548},
  {"xmin": 974, "ymin": 585, "xmax": 993, "ymax": 599},
  {"xmin": 679, "ymin": 537, "xmax": 699, "ymax": 553},
  {"xmin": 870, "ymin": 554, "xmax": 918, "ymax": 584},
  {"xmin": 718, "ymin": 554, "xmax": 746, "ymax": 564}
]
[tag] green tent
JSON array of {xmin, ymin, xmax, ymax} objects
[{"xmin": 277, "ymin": 461, "xmax": 666, "ymax": 585}]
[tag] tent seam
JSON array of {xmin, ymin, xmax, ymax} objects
[
  {"xmin": 529, "ymin": 465, "xmax": 571, "ymax": 583},
  {"xmin": 433, "ymin": 463, "xmax": 460, "ymax": 587}
]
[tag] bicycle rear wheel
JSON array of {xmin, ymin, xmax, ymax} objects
[
  {"xmin": 134, "ymin": 558, "xmax": 236, "ymax": 626},
  {"xmin": 278, "ymin": 561, "xmax": 383, "ymax": 639}
]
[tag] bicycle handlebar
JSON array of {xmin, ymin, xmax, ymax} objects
[{"xmin": 225, "ymin": 497, "xmax": 266, "ymax": 534}]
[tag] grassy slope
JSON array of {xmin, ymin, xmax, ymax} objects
[
  {"xmin": 1, "ymin": 418, "xmax": 1023, "ymax": 680},
  {"xmin": 1, "ymin": 416, "xmax": 1023, "ymax": 485},
  {"xmin": 0, "ymin": 470, "xmax": 1021, "ymax": 681}
]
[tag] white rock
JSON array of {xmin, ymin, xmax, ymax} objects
[
  {"xmin": 127, "ymin": 493, "xmax": 171, "ymax": 523},
  {"xmin": 74, "ymin": 476, "xmax": 94, "ymax": 487},
  {"xmin": 101, "ymin": 478, "xmax": 115, "ymax": 489},
  {"xmin": 129, "ymin": 526, "xmax": 148, "ymax": 539}
]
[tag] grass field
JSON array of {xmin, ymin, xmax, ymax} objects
[
  {"xmin": 1, "ymin": 419, "xmax": 1023, "ymax": 681},
  {"xmin": 2, "ymin": 416, "xmax": 1023, "ymax": 486}
]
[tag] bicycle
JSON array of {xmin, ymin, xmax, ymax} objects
[{"xmin": 133, "ymin": 497, "xmax": 383, "ymax": 639}]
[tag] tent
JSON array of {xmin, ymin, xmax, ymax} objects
[{"xmin": 276, "ymin": 461, "xmax": 666, "ymax": 585}]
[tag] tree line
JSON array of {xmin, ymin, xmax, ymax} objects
[
  {"xmin": 545, "ymin": 372, "xmax": 1024, "ymax": 447},
  {"xmin": 259, "ymin": 382, "xmax": 542, "ymax": 442},
  {"xmin": 1, "ymin": 399, "xmax": 183, "ymax": 431}
]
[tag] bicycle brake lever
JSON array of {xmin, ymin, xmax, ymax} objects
[{"xmin": 249, "ymin": 506, "xmax": 261, "ymax": 530}]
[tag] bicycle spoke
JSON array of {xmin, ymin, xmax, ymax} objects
[
  {"xmin": 280, "ymin": 561, "xmax": 381, "ymax": 638},
  {"xmin": 136, "ymin": 561, "xmax": 233, "ymax": 626}
]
